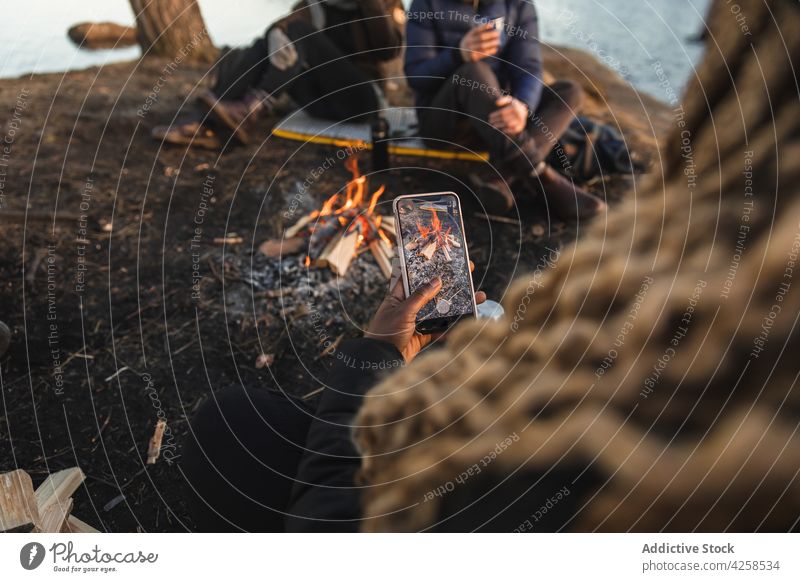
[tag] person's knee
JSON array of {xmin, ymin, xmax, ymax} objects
[
  {"xmin": 284, "ymin": 19, "xmax": 316, "ymax": 40},
  {"xmin": 455, "ymin": 60, "xmax": 497, "ymax": 84},
  {"xmin": 451, "ymin": 61, "xmax": 503, "ymax": 103},
  {"xmin": 550, "ymin": 79, "xmax": 585, "ymax": 112}
]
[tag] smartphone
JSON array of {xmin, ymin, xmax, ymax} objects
[{"xmin": 393, "ymin": 192, "xmax": 477, "ymax": 334}]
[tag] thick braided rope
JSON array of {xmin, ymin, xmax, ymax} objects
[{"xmin": 354, "ymin": 0, "xmax": 800, "ymax": 532}]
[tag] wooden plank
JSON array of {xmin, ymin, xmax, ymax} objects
[
  {"xmin": 379, "ymin": 238, "xmax": 395, "ymax": 259},
  {"xmin": 285, "ymin": 213, "xmax": 315, "ymax": 238},
  {"xmin": 473, "ymin": 211, "xmax": 520, "ymax": 226},
  {"xmin": 369, "ymin": 241, "xmax": 392, "ymax": 279},
  {"xmin": 62, "ymin": 514, "xmax": 100, "ymax": 533},
  {"xmin": 34, "ymin": 467, "xmax": 85, "ymax": 521},
  {"xmin": 322, "ymin": 230, "xmax": 360, "ymax": 276},
  {"xmin": 442, "ymin": 244, "xmax": 452, "ymax": 262},
  {"xmin": 37, "ymin": 497, "xmax": 72, "ymax": 533},
  {"xmin": 0, "ymin": 470, "xmax": 39, "ymax": 533},
  {"xmin": 379, "ymin": 216, "xmax": 396, "ymax": 237},
  {"xmin": 420, "ymin": 241, "xmax": 437, "ymax": 261},
  {"xmin": 258, "ymin": 237, "xmax": 305, "ymax": 258},
  {"xmin": 316, "ymin": 231, "xmax": 344, "ymax": 265},
  {"xmin": 147, "ymin": 419, "xmax": 167, "ymax": 465}
]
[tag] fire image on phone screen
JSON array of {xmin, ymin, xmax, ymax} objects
[{"xmin": 395, "ymin": 193, "xmax": 475, "ymax": 332}]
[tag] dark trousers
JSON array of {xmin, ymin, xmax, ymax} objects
[
  {"xmin": 212, "ymin": 20, "xmax": 378, "ymax": 121},
  {"xmin": 181, "ymin": 388, "xmax": 312, "ymax": 532},
  {"xmin": 418, "ymin": 61, "xmax": 583, "ymax": 169}
]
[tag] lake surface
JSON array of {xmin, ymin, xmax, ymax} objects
[{"xmin": 0, "ymin": 0, "xmax": 711, "ymax": 102}]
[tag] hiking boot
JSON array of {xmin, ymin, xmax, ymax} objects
[
  {"xmin": 466, "ymin": 172, "xmax": 515, "ymax": 214},
  {"xmin": 0, "ymin": 321, "xmax": 10, "ymax": 358},
  {"xmin": 197, "ymin": 89, "xmax": 275, "ymax": 145},
  {"xmin": 532, "ymin": 163, "xmax": 606, "ymax": 221}
]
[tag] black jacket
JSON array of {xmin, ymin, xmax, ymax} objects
[{"xmin": 286, "ymin": 338, "xmax": 593, "ymax": 532}]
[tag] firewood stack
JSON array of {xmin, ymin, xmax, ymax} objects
[
  {"xmin": 260, "ymin": 157, "xmax": 397, "ymax": 278},
  {"xmin": 0, "ymin": 467, "xmax": 99, "ymax": 533}
]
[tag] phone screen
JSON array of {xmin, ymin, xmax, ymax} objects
[{"xmin": 395, "ymin": 193, "xmax": 475, "ymax": 330}]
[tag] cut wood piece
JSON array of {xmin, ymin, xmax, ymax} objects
[
  {"xmin": 0, "ymin": 470, "xmax": 39, "ymax": 533},
  {"xmin": 258, "ymin": 237, "xmax": 305, "ymax": 258},
  {"xmin": 147, "ymin": 419, "xmax": 167, "ymax": 465},
  {"xmin": 285, "ymin": 212, "xmax": 315, "ymax": 238},
  {"xmin": 474, "ymin": 211, "xmax": 521, "ymax": 226},
  {"xmin": 62, "ymin": 514, "xmax": 100, "ymax": 533},
  {"xmin": 420, "ymin": 241, "xmax": 437, "ymax": 261},
  {"xmin": 316, "ymin": 231, "xmax": 344, "ymax": 265},
  {"xmin": 379, "ymin": 238, "xmax": 395, "ymax": 259},
  {"xmin": 34, "ymin": 467, "xmax": 85, "ymax": 524},
  {"xmin": 442, "ymin": 244, "xmax": 452, "ymax": 262},
  {"xmin": 213, "ymin": 236, "xmax": 244, "ymax": 245},
  {"xmin": 369, "ymin": 241, "xmax": 392, "ymax": 279},
  {"xmin": 320, "ymin": 230, "xmax": 360, "ymax": 275},
  {"xmin": 308, "ymin": 220, "xmax": 342, "ymax": 258},
  {"xmin": 379, "ymin": 216, "xmax": 396, "ymax": 237},
  {"xmin": 37, "ymin": 497, "xmax": 73, "ymax": 533}
]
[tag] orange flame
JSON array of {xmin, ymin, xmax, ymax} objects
[
  {"xmin": 431, "ymin": 209, "xmax": 441, "ymax": 233},
  {"xmin": 378, "ymin": 229, "xmax": 392, "ymax": 246},
  {"xmin": 417, "ymin": 221, "xmax": 430, "ymax": 239},
  {"xmin": 367, "ymin": 185, "xmax": 385, "ymax": 216},
  {"xmin": 303, "ymin": 155, "xmax": 394, "ymax": 266},
  {"xmin": 320, "ymin": 193, "xmax": 339, "ymax": 216}
]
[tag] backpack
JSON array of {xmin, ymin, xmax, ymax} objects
[{"xmin": 547, "ymin": 117, "xmax": 647, "ymax": 183}]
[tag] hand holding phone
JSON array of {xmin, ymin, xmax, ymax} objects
[
  {"xmin": 365, "ymin": 268, "xmax": 486, "ymax": 362},
  {"xmin": 394, "ymin": 193, "xmax": 478, "ymax": 333}
]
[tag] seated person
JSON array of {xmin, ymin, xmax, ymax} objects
[
  {"xmin": 154, "ymin": 0, "xmax": 405, "ymax": 147},
  {"xmin": 404, "ymin": 0, "xmax": 605, "ymax": 220}
]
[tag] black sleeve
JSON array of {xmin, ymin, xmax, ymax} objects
[{"xmin": 285, "ymin": 338, "xmax": 404, "ymax": 532}]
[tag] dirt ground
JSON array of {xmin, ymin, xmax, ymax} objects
[{"xmin": 0, "ymin": 48, "xmax": 670, "ymax": 532}]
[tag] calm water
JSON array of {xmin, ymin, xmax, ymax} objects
[{"xmin": 0, "ymin": 0, "xmax": 711, "ymax": 102}]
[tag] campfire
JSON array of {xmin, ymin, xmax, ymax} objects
[
  {"xmin": 404, "ymin": 202, "xmax": 461, "ymax": 263},
  {"xmin": 270, "ymin": 157, "xmax": 396, "ymax": 278}
]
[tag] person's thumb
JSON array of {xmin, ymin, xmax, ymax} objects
[
  {"xmin": 495, "ymin": 95, "xmax": 512, "ymax": 107},
  {"xmin": 406, "ymin": 277, "xmax": 442, "ymax": 312}
]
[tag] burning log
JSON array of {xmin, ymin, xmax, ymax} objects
[
  {"xmin": 404, "ymin": 207, "xmax": 458, "ymax": 264},
  {"xmin": 285, "ymin": 213, "xmax": 315, "ymax": 238},
  {"xmin": 265, "ymin": 156, "xmax": 396, "ymax": 278},
  {"xmin": 442, "ymin": 244, "xmax": 452, "ymax": 262},
  {"xmin": 420, "ymin": 241, "xmax": 438, "ymax": 261},
  {"xmin": 318, "ymin": 229, "xmax": 360, "ymax": 275}
]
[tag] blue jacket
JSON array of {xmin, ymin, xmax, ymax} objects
[{"xmin": 404, "ymin": 0, "xmax": 544, "ymax": 111}]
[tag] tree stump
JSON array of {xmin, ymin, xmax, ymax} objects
[{"xmin": 128, "ymin": 0, "xmax": 218, "ymax": 64}]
